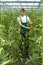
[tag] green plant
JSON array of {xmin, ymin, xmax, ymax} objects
[{"xmin": 0, "ymin": 9, "xmax": 42, "ymax": 65}]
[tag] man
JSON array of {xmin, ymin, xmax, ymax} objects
[{"xmin": 17, "ymin": 8, "xmax": 33, "ymax": 59}]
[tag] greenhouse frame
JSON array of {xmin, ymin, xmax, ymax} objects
[
  {"xmin": 0, "ymin": 0, "xmax": 43, "ymax": 11},
  {"xmin": 0, "ymin": 0, "xmax": 43, "ymax": 65}
]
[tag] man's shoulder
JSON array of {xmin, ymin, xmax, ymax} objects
[
  {"xmin": 25, "ymin": 15, "xmax": 29, "ymax": 17},
  {"xmin": 17, "ymin": 16, "xmax": 21, "ymax": 22}
]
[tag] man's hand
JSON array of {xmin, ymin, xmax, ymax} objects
[
  {"xmin": 26, "ymin": 27, "xmax": 31, "ymax": 30},
  {"xmin": 28, "ymin": 20, "xmax": 34, "ymax": 25},
  {"xmin": 30, "ymin": 21, "xmax": 34, "ymax": 25}
]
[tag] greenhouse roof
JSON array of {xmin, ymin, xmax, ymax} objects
[{"xmin": 0, "ymin": 0, "xmax": 43, "ymax": 11}]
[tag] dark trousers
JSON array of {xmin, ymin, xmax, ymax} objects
[{"xmin": 19, "ymin": 31, "xmax": 29, "ymax": 59}]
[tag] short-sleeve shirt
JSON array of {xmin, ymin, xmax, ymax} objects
[{"xmin": 17, "ymin": 15, "xmax": 30, "ymax": 23}]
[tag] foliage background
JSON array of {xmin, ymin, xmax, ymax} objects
[{"xmin": 0, "ymin": 9, "xmax": 43, "ymax": 65}]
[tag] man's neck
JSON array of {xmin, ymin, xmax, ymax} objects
[{"xmin": 21, "ymin": 15, "xmax": 25, "ymax": 17}]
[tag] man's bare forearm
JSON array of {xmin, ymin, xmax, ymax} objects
[
  {"xmin": 28, "ymin": 21, "xmax": 33, "ymax": 24},
  {"xmin": 19, "ymin": 23, "xmax": 31, "ymax": 30},
  {"xmin": 19, "ymin": 23, "xmax": 27, "ymax": 29},
  {"xmin": 18, "ymin": 22, "xmax": 31, "ymax": 30}
]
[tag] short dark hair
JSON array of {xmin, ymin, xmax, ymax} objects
[{"xmin": 21, "ymin": 8, "xmax": 25, "ymax": 12}]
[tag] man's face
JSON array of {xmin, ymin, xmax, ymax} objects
[{"xmin": 20, "ymin": 11, "xmax": 25, "ymax": 16}]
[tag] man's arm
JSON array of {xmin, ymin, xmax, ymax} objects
[
  {"xmin": 28, "ymin": 20, "xmax": 33, "ymax": 24},
  {"xmin": 27, "ymin": 16, "xmax": 33, "ymax": 24},
  {"xmin": 18, "ymin": 21, "xmax": 31, "ymax": 30}
]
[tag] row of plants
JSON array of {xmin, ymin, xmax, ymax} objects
[{"xmin": 0, "ymin": 9, "xmax": 42, "ymax": 65}]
